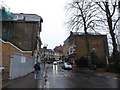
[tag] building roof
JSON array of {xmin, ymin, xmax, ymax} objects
[
  {"xmin": 13, "ymin": 13, "xmax": 43, "ymax": 22},
  {"xmin": 0, "ymin": 7, "xmax": 43, "ymax": 22},
  {"xmin": 54, "ymin": 45, "xmax": 63, "ymax": 53},
  {"xmin": 64, "ymin": 32, "xmax": 107, "ymax": 43},
  {"xmin": 40, "ymin": 48, "xmax": 54, "ymax": 53}
]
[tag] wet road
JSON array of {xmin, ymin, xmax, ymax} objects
[
  {"xmin": 44, "ymin": 63, "xmax": 119, "ymax": 88},
  {"xmin": 3, "ymin": 63, "xmax": 119, "ymax": 88}
]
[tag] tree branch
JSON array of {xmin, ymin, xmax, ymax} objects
[
  {"xmin": 112, "ymin": 17, "xmax": 120, "ymax": 31},
  {"xmin": 96, "ymin": 2, "xmax": 106, "ymax": 12},
  {"xmin": 111, "ymin": 2, "xmax": 117, "ymax": 17}
]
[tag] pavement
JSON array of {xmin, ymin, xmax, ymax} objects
[
  {"xmin": 94, "ymin": 68, "xmax": 120, "ymax": 77},
  {"xmin": 73, "ymin": 67, "xmax": 120, "ymax": 78},
  {"xmin": 2, "ymin": 63, "xmax": 47, "ymax": 88}
]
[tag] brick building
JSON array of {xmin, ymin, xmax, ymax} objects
[
  {"xmin": 54, "ymin": 45, "xmax": 63, "ymax": 60},
  {"xmin": 54, "ymin": 45, "xmax": 63, "ymax": 53},
  {"xmin": 40, "ymin": 47, "xmax": 63, "ymax": 61},
  {"xmin": 63, "ymin": 32, "xmax": 109, "ymax": 63},
  {"xmin": 2, "ymin": 13, "xmax": 43, "ymax": 51},
  {"xmin": 40, "ymin": 47, "xmax": 54, "ymax": 60},
  {"xmin": 1, "ymin": 12, "xmax": 43, "ymax": 60},
  {"xmin": 0, "ymin": 7, "xmax": 43, "ymax": 80}
]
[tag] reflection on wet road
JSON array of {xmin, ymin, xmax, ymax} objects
[
  {"xmin": 45, "ymin": 64, "xmax": 119, "ymax": 88},
  {"xmin": 53, "ymin": 65, "xmax": 58, "ymax": 76}
]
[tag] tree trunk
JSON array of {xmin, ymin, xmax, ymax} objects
[
  {"xmin": 82, "ymin": 9, "xmax": 90, "ymax": 55},
  {"xmin": 105, "ymin": 3, "xmax": 118, "ymax": 63},
  {"xmin": 110, "ymin": 30, "xmax": 118, "ymax": 64},
  {"xmin": 84, "ymin": 34, "xmax": 90, "ymax": 55}
]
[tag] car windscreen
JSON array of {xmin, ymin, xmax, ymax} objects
[{"xmin": 66, "ymin": 62, "xmax": 71, "ymax": 65}]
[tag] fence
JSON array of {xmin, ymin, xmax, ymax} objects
[{"xmin": 9, "ymin": 53, "xmax": 34, "ymax": 79}]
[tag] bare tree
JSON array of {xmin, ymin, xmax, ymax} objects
[
  {"xmin": 65, "ymin": 0, "xmax": 100, "ymax": 55},
  {"xmin": 117, "ymin": 1, "xmax": 120, "ymax": 51},
  {"xmin": 96, "ymin": 1, "xmax": 120, "ymax": 64}
]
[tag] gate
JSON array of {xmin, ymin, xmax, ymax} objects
[{"xmin": 9, "ymin": 53, "xmax": 34, "ymax": 79}]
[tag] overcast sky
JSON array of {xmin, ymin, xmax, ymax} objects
[{"xmin": 1, "ymin": 0, "xmax": 69, "ymax": 49}]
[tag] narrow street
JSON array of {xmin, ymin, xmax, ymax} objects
[{"xmin": 3, "ymin": 63, "xmax": 119, "ymax": 89}]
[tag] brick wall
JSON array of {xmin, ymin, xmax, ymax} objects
[
  {"xmin": 63, "ymin": 35, "xmax": 109, "ymax": 62},
  {"xmin": 1, "ymin": 40, "xmax": 32, "ymax": 80},
  {"xmin": 63, "ymin": 41, "xmax": 69, "ymax": 56},
  {"xmin": 75, "ymin": 35, "xmax": 108, "ymax": 61},
  {"xmin": 2, "ymin": 21, "xmax": 39, "ymax": 51}
]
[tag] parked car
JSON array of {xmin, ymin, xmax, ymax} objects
[
  {"xmin": 53, "ymin": 61, "xmax": 57, "ymax": 65},
  {"xmin": 46, "ymin": 60, "xmax": 52, "ymax": 64},
  {"xmin": 62, "ymin": 62, "xmax": 72, "ymax": 70},
  {"xmin": 57, "ymin": 60, "xmax": 63, "ymax": 64},
  {"xmin": 59, "ymin": 60, "xmax": 63, "ymax": 63}
]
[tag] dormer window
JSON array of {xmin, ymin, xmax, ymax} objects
[{"xmin": 17, "ymin": 14, "xmax": 24, "ymax": 21}]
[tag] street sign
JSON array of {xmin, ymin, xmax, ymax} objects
[{"xmin": 88, "ymin": 56, "xmax": 92, "ymax": 60}]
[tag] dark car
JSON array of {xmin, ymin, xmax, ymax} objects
[{"xmin": 46, "ymin": 60, "xmax": 52, "ymax": 64}]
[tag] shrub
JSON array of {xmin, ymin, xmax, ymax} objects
[
  {"xmin": 75, "ymin": 53, "xmax": 107, "ymax": 68},
  {"xmin": 114, "ymin": 61, "xmax": 120, "ymax": 73},
  {"xmin": 75, "ymin": 56, "xmax": 88, "ymax": 67},
  {"xmin": 105, "ymin": 63, "xmax": 115, "ymax": 72},
  {"xmin": 75, "ymin": 58, "xmax": 81, "ymax": 66},
  {"xmin": 105, "ymin": 52, "xmax": 120, "ymax": 73},
  {"xmin": 90, "ymin": 52, "xmax": 106, "ymax": 68}
]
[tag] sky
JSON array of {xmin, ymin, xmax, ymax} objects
[{"xmin": 1, "ymin": 0, "xmax": 69, "ymax": 49}]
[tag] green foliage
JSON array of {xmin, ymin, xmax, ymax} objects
[
  {"xmin": 96, "ymin": 60, "xmax": 106, "ymax": 68},
  {"xmin": 75, "ymin": 52, "xmax": 107, "ymax": 68},
  {"xmin": 90, "ymin": 52, "xmax": 106, "ymax": 68},
  {"xmin": 105, "ymin": 52, "xmax": 120, "ymax": 73},
  {"xmin": 115, "ymin": 61, "xmax": 120, "ymax": 73},
  {"xmin": 75, "ymin": 54, "xmax": 107, "ymax": 68},
  {"xmin": 75, "ymin": 56, "xmax": 88, "ymax": 67},
  {"xmin": 105, "ymin": 63, "xmax": 115, "ymax": 72},
  {"xmin": 118, "ymin": 52, "xmax": 120, "ymax": 61},
  {"xmin": 109, "ymin": 51, "xmax": 120, "ymax": 62},
  {"xmin": 105, "ymin": 61, "xmax": 120, "ymax": 73}
]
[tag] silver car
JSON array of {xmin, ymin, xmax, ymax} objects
[{"xmin": 62, "ymin": 62, "xmax": 72, "ymax": 69}]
